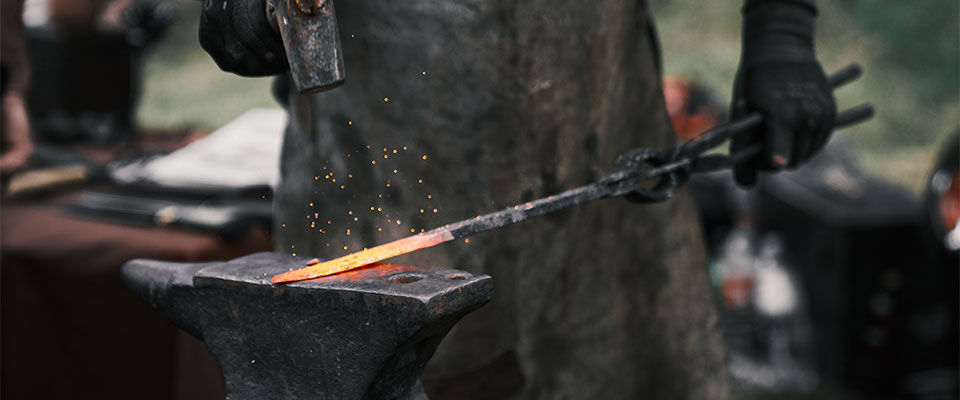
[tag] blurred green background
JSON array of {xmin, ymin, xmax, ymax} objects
[
  {"xmin": 136, "ymin": 0, "xmax": 959, "ymax": 194},
  {"xmin": 135, "ymin": 1, "xmax": 277, "ymax": 129}
]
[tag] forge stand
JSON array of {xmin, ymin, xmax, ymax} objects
[{"xmin": 122, "ymin": 252, "xmax": 492, "ymax": 400}]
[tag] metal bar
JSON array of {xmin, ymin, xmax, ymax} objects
[
  {"xmin": 681, "ymin": 63, "xmax": 864, "ymax": 158},
  {"xmin": 695, "ymin": 103, "xmax": 876, "ymax": 172},
  {"xmin": 272, "ymin": 64, "xmax": 874, "ymax": 283}
]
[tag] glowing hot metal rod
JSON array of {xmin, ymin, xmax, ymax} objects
[{"xmin": 273, "ymin": 65, "xmax": 873, "ymax": 284}]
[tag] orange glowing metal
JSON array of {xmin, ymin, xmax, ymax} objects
[
  {"xmin": 271, "ymin": 66, "xmax": 873, "ymax": 284},
  {"xmin": 272, "ymin": 181, "xmax": 605, "ymax": 284},
  {"xmin": 272, "ymin": 229, "xmax": 455, "ymax": 283}
]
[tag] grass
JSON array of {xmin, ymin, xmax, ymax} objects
[{"xmin": 136, "ymin": 0, "xmax": 959, "ymax": 194}]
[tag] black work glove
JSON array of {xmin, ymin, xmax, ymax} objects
[
  {"xmin": 731, "ymin": 0, "xmax": 836, "ymax": 187},
  {"xmin": 199, "ymin": 0, "xmax": 288, "ymax": 76}
]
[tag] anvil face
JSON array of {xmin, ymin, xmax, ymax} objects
[{"xmin": 122, "ymin": 252, "xmax": 491, "ymax": 400}]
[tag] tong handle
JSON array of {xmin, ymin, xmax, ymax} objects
[
  {"xmin": 827, "ymin": 63, "xmax": 863, "ymax": 88},
  {"xmin": 697, "ymin": 103, "xmax": 875, "ymax": 172},
  {"xmin": 681, "ymin": 63, "xmax": 865, "ymax": 158},
  {"xmin": 605, "ymin": 63, "xmax": 873, "ymax": 202}
]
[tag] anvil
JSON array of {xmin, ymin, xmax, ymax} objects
[{"xmin": 121, "ymin": 252, "xmax": 492, "ymax": 399}]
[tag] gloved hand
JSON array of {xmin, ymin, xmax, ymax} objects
[
  {"xmin": 731, "ymin": 0, "xmax": 836, "ymax": 187},
  {"xmin": 199, "ymin": 0, "xmax": 288, "ymax": 76}
]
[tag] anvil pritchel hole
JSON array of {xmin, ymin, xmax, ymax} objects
[
  {"xmin": 387, "ymin": 273, "xmax": 424, "ymax": 284},
  {"xmin": 444, "ymin": 273, "xmax": 470, "ymax": 281}
]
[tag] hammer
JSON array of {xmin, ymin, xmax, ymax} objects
[
  {"xmin": 122, "ymin": 252, "xmax": 491, "ymax": 399},
  {"xmin": 265, "ymin": 0, "xmax": 345, "ymax": 93}
]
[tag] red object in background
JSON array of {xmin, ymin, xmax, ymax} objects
[
  {"xmin": 723, "ymin": 276, "xmax": 755, "ymax": 309},
  {"xmin": 939, "ymin": 171, "xmax": 959, "ymax": 230},
  {"xmin": 662, "ymin": 76, "xmax": 723, "ymax": 141}
]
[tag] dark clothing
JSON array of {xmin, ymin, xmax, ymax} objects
[{"xmin": 275, "ymin": 1, "xmax": 726, "ymax": 398}]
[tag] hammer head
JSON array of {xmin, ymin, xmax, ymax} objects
[
  {"xmin": 122, "ymin": 252, "xmax": 491, "ymax": 400},
  {"xmin": 267, "ymin": 0, "xmax": 345, "ymax": 93}
]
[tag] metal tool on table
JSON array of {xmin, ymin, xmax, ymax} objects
[
  {"xmin": 122, "ymin": 252, "xmax": 491, "ymax": 400},
  {"xmin": 266, "ymin": 0, "xmax": 345, "ymax": 93},
  {"xmin": 63, "ymin": 191, "xmax": 272, "ymax": 238},
  {"xmin": 274, "ymin": 64, "xmax": 874, "ymax": 283},
  {"xmin": 3, "ymin": 145, "xmax": 107, "ymax": 198}
]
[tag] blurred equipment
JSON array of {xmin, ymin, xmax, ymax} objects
[
  {"xmin": 694, "ymin": 137, "xmax": 959, "ymax": 399},
  {"xmin": 4, "ymin": 108, "xmax": 285, "ymax": 199},
  {"xmin": 755, "ymin": 137, "xmax": 951, "ymax": 399},
  {"xmin": 925, "ymin": 130, "xmax": 960, "ymax": 254},
  {"xmin": 5, "ymin": 163, "xmax": 90, "ymax": 195},
  {"xmin": 109, "ymin": 108, "xmax": 285, "ymax": 191},
  {"xmin": 1, "ymin": 132, "xmax": 274, "ymax": 400},
  {"xmin": 714, "ymin": 227, "xmax": 819, "ymax": 392},
  {"xmin": 663, "ymin": 76, "xmax": 723, "ymax": 141},
  {"xmin": 64, "ymin": 191, "xmax": 272, "ymax": 239},
  {"xmin": 25, "ymin": 0, "xmax": 177, "ymax": 145},
  {"xmin": 3, "ymin": 143, "xmax": 106, "ymax": 197},
  {"xmin": 680, "ymin": 82, "xmax": 959, "ymax": 398}
]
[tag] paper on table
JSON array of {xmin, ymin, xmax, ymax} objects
[{"xmin": 111, "ymin": 108, "xmax": 286, "ymax": 190}]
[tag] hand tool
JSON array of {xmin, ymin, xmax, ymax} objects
[
  {"xmin": 62, "ymin": 191, "xmax": 272, "ymax": 238},
  {"xmin": 266, "ymin": 0, "xmax": 345, "ymax": 93},
  {"xmin": 274, "ymin": 64, "xmax": 874, "ymax": 283}
]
